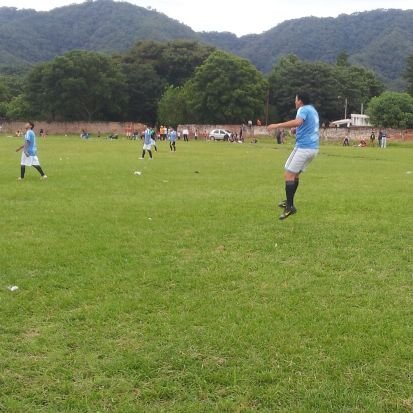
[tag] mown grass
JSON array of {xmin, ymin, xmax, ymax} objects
[{"xmin": 0, "ymin": 134, "xmax": 412, "ymax": 412}]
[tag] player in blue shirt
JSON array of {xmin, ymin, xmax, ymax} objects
[
  {"xmin": 16, "ymin": 121, "xmax": 47, "ymax": 180},
  {"xmin": 168, "ymin": 128, "xmax": 177, "ymax": 152},
  {"xmin": 139, "ymin": 127, "xmax": 154, "ymax": 159},
  {"xmin": 268, "ymin": 92, "xmax": 319, "ymax": 220}
]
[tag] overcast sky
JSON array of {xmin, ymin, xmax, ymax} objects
[{"xmin": 1, "ymin": 0, "xmax": 412, "ymax": 36}]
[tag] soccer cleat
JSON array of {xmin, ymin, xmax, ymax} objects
[
  {"xmin": 278, "ymin": 200, "xmax": 287, "ymax": 209},
  {"xmin": 279, "ymin": 206, "xmax": 297, "ymax": 220},
  {"xmin": 138, "ymin": 157, "xmax": 144, "ymax": 160},
  {"xmin": 17, "ymin": 177, "xmax": 23, "ymax": 180},
  {"xmin": 40, "ymin": 175, "xmax": 48, "ymax": 180}
]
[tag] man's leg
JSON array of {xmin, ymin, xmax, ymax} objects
[
  {"xmin": 285, "ymin": 170, "xmax": 299, "ymax": 210},
  {"xmin": 20, "ymin": 165, "xmax": 25, "ymax": 179},
  {"xmin": 33, "ymin": 165, "xmax": 46, "ymax": 177}
]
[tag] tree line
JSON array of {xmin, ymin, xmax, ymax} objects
[{"xmin": 1, "ymin": 40, "xmax": 413, "ymax": 128}]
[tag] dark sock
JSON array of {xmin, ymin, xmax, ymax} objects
[
  {"xmin": 33, "ymin": 165, "xmax": 45, "ymax": 176},
  {"xmin": 148, "ymin": 150, "xmax": 152, "ymax": 158},
  {"xmin": 285, "ymin": 181, "xmax": 296, "ymax": 209},
  {"xmin": 170, "ymin": 144, "xmax": 172, "ymax": 151},
  {"xmin": 20, "ymin": 165, "xmax": 25, "ymax": 179},
  {"xmin": 141, "ymin": 150, "xmax": 145, "ymax": 158},
  {"xmin": 294, "ymin": 178, "xmax": 299, "ymax": 195}
]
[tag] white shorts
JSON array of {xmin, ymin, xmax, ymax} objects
[
  {"xmin": 285, "ymin": 148, "xmax": 318, "ymax": 174},
  {"xmin": 143, "ymin": 143, "xmax": 152, "ymax": 150},
  {"xmin": 21, "ymin": 153, "xmax": 40, "ymax": 166}
]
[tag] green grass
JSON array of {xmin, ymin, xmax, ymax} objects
[{"xmin": 0, "ymin": 135, "xmax": 412, "ymax": 412}]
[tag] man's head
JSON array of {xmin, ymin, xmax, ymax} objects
[
  {"xmin": 25, "ymin": 121, "xmax": 34, "ymax": 130},
  {"xmin": 295, "ymin": 92, "xmax": 310, "ymax": 108}
]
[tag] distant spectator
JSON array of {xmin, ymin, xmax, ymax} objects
[
  {"xmin": 378, "ymin": 130, "xmax": 383, "ymax": 147},
  {"xmin": 370, "ymin": 130, "xmax": 375, "ymax": 146},
  {"xmin": 276, "ymin": 129, "xmax": 282, "ymax": 144},
  {"xmin": 182, "ymin": 127, "xmax": 189, "ymax": 142},
  {"xmin": 380, "ymin": 130, "xmax": 388, "ymax": 148}
]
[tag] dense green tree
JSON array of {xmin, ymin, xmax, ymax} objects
[
  {"xmin": 120, "ymin": 40, "xmax": 214, "ymax": 123},
  {"xmin": 268, "ymin": 55, "xmax": 384, "ymax": 123},
  {"xmin": 0, "ymin": 74, "xmax": 25, "ymax": 118},
  {"xmin": 157, "ymin": 86, "xmax": 189, "ymax": 127},
  {"xmin": 121, "ymin": 40, "xmax": 215, "ymax": 87},
  {"xmin": 268, "ymin": 55, "xmax": 341, "ymax": 122},
  {"xmin": 5, "ymin": 94, "xmax": 31, "ymax": 119},
  {"xmin": 25, "ymin": 50, "xmax": 127, "ymax": 121},
  {"xmin": 184, "ymin": 51, "xmax": 268, "ymax": 124},
  {"xmin": 336, "ymin": 52, "xmax": 350, "ymax": 67},
  {"xmin": 121, "ymin": 62, "xmax": 165, "ymax": 124},
  {"xmin": 366, "ymin": 92, "xmax": 413, "ymax": 128}
]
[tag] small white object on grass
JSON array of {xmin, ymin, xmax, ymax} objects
[
  {"xmin": 134, "ymin": 171, "xmax": 142, "ymax": 175},
  {"xmin": 8, "ymin": 285, "xmax": 19, "ymax": 292}
]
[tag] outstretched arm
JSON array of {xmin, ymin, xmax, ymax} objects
[{"xmin": 268, "ymin": 118, "xmax": 303, "ymax": 131}]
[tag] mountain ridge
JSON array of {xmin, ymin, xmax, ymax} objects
[{"xmin": 0, "ymin": 1, "xmax": 412, "ymax": 88}]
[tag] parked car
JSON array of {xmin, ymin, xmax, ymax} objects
[{"xmin": 209, "ymin": 129, "xmax": 231, "ymax": 141}]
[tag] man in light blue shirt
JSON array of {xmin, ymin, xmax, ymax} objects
[
  {"xmin": 16, "ymin": 121, "xmax": 47, "ymax": 180},
  {"xmin": 168, "ymin": 128, "xmax": 177, "ymax": 152},
  {"xmin": 268, "ymin": 92, "xmax": 319, "ymax": 220},
  {"xmin": 139, "ymin": 127, "xmax": 154, "ymax": 159}
]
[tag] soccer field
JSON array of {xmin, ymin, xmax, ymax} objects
[{"xmin": 0, "ymin": 135, "xmax": 412, "ymax": 412}]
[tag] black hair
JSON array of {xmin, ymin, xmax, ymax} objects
[
  {"xmin": 28, "ymin": 121, "xmax": 35, "ymax": 129},
  {"xmin": 296, "ymin": 92, "xmax": 310, "ymax": 105}
]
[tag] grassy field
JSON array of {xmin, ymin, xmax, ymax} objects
[{"xmin": 0, "ymin": 134, "xmax": 412, "ymax": 412}]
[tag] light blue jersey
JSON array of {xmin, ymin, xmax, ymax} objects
[
  {"xmin": 168, "ymin": 130, "xmax": 177, "ymax": 142},
  {"xmin": 25, "ymin": 129, "xmax": 37, "ymax": 156},
  {"xmin": 295, "ymin": 105, "xmax": 319, "ymax": 149},
  {"xmin": 144, "ymin": 128, "xmax": 152, "ymax": 145}
]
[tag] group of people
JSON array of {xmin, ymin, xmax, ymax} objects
[
  {"xmin": 343, "ymin": 129, "xmax": 389, "ymax": 147},
  {"xmin": 370, "ymin": 130, "xmax": 388, "ymax": 148},
  {"xmin": 14, "ymin": 91, "xmax": 322, "ymax": 222},
  {"xmin": 139, "ymin": 126, "xmax": 178, "ymax": 159}
]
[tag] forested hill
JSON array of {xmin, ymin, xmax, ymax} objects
[
  {"xmin": 1, "ymin": 0, "xmax": 412, "ymax": 88},
  {"xmin": 200, "ymin": 9, "xmax": 413, "ymax": 90},
  {"xmin": 0, "ymin": 0, "xmax": 197, "ymax": 67}
]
